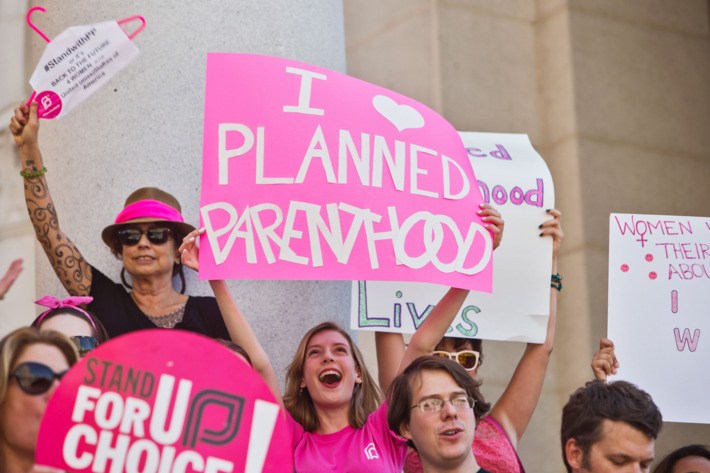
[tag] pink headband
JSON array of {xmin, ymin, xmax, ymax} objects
[
  {"xmin": 114, "ymin": 199, "xmax": 185, "ymax": 225},
  {"xmin": 33, "ymin": 295, "xmax": 99, "ymax": 336}
]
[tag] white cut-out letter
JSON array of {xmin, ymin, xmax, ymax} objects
[
  {"xmin": 283, "ymin": 67, "xmax": 327, "ymax": 115},
  {"xmin": 409, "ymin": 144, "xmax": 439, "ymax": 198},
  {"xmin": 255, "ymin": 127, "xmax": 293, "ymax": 184},
  {"xmin": 295, "ymin": 125, "xmax": 336, "ymax": 183},
  {"xmin": 219, "ymin": 123, "xmax": 254, "ymax": 185},
  {"xmin": 442, "ymin": 154, "xmax": 470, "ymax": 200}
]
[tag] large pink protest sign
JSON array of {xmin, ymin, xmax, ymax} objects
[
  {"xmin": 36, "ymin": 330, "xmax": 292, "ymax": 472},
  {"xmin": 199, "ymin": 53, "xmax": 492, "ymax": 291}
]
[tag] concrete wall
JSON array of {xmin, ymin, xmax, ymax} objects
[{"xmin": 345, "ymin": 0, "xmax": 710, "ymax": 470}]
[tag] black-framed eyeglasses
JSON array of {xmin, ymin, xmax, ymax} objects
[
  {"xmin": 70, "ymin": 335, "xmax": 99, "ymax": 356},
  {"xmin": 411, "ymin": 395, "xmax": 475, "ymax": 413},
  {"xmin": 432, "ymin": 350, "xmax": 480, "ymax": 371},
  {"xmin": 11, "ymin": 361, "xmax": 67, "ymax": 395},
  {"xmin": 117, "ymin": 227, "xmax": 172, "ymax": 246}
]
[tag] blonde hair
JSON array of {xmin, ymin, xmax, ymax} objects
[
  {"xmin": 283, "ymin": 322, "xmax": 382, "ymax": 432},
  {"xmin": 0, "ymin": 327, "xmax": 79, "ymax": 468}
]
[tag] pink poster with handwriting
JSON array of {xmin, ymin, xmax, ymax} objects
[
  {"xmin": 199, "ymin": 53, "xmax": 492, "ymax": 291},
  {"xmin": 36, "ymin": 330, "xmax": 292, "ymax": 472}
]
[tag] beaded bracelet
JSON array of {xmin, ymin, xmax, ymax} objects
[
  {"xmin": 551, "ymin": 273, "xmax": 563, "ymax": 292},
  {"xmin": 20, "ymin": 166, "xmax": 47, "ymax": 179}
]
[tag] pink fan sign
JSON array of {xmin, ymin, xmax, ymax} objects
[
  {"xmin": 36, "ymin": 330, "xmax": 292, "ymax": 472},
  {"xmin": 199, "ymin": 53, "xmax": 493, "ymax": 292}
]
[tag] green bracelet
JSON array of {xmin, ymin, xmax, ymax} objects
[
  {"xmin": 551, "ymin": 273, "xmax": 563, "ymax": 292},
  {"xmin": 20, "ymin": 166, "xmax": 47, "ymax": 179}
]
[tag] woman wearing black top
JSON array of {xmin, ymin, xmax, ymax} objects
[{"xmin": 10, "ymin": 102, "xmax": 229, "ymax": 340}]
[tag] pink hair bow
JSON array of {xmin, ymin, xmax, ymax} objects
[{"xmin": 34, "ymin": 295, "xmax": 93, "ymax": 309}]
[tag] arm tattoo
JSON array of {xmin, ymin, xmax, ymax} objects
[{"xmin": 25, "ymin": 177, "xmax": 92, "ymax": 296}]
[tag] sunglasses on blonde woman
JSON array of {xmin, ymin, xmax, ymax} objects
[
  {"xmin": 432, "ymin": 350, "xmax": 480, "ymax": 371},
  {"xmin": 11, "ymin": 361, "xmax": 67, "ymax": 395}
]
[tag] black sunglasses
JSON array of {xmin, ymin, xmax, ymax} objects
[
  {"xmin": 11, "ymin": 361, "xmax": 67, "ymax": 395},
  {"xmin": 117, "ymin": 227, "xmax": 172, "ymax": 246},
  {"xmin": 70, "ymin": 335, "xmax": 99, "ymax": 357}
]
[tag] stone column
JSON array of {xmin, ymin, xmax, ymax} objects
[{"xmin": 27, "ymin": 0, "xmax": 346, "ymax": 382}]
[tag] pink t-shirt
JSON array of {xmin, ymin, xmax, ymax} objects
[
  {"xmin": 404, "ymin": 415, "xmax": 525, "ymax": 473},
  {"xmin": 287, "ymin": 402, "xmax": 408, "ymax": 472}
]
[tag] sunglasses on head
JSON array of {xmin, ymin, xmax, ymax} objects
[
  {"xmin": 433, "ymin": 349, "xmax": 481, "ymax": 371},
  {"xmin": 11, "ymin": 361, "xmax": 67, "ymax": 395},
  {"xmin": 70, "ymin": 336, "xmax": 99, "ymax": 357},
  {"xmin": 117, "ymin": 226, "xmax": 172, "ymax": 246}
]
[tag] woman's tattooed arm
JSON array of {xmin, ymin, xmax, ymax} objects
[
  {"xmin": 24, "ymin": 174, "xmax": 92, "ymax": 296},
  {"xmin": 12, "ymin": 103, "xmax": 92, "ymax": 296}
]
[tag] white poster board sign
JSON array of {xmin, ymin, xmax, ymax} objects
[
  {"xmin": 29, "ymin": 21, "xmax": 140, "ymax": 119},
  {"xmin": 351, "ymin": 132, "xmax": 555, "ymax": 342},
  {"xmin": 608, "ymin": 213, "xmax": 710, "ymax": 424}
]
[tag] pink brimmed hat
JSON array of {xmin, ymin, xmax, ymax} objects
[{"xmin": 101, "ymin": 187, "xmax": 195, "ymax": 249}]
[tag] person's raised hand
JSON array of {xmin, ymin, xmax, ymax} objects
[
  {"xmin": 479, "ymin": 203, "xmax": 504, "ymax": 250},
  {"xmin": 179, "ymin": 228, "xmax": 206, "ymax": 272},
  {"xmin": 9, "ymin": 102, "xmax": 40, "ymax": 149},
  {"xmin": 540, "ymin": 209, "xmax": 564, "ymax": 257},
  {"xmin": 591, "ymin": 338, "xmax": 619, "ymax": 382},
  {"xmin": 0, "ymin": 258, "xmax": 23, "ymax": 300}
]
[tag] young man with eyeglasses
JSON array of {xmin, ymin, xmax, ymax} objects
[{"xmin": 388, "ymin": 356, "xmax": 491, "ymax": 473}]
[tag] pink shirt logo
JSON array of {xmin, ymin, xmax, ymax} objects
[{"xmin": 364, "ymin": 442, "xmax": 379, "ymax": 460}]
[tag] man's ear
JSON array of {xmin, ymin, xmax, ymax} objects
[{"xmin": 564, "ymin": 438, "xmax": 584, "ymax": 470}]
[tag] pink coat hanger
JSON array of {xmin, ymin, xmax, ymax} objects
[{"xmin": 26, "ymin": 6, "xmax": 146, "ymax": 43}]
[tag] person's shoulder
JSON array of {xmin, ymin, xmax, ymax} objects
[
  {"xmin": 187, "ymin": 294, "xmax": 219, "ymax": 309},
  {"xmin": 88, "ymin": 265, "xmax": 125, "ymax": 295},
  {"xmin": 188, "ymin": 294, "xmax": 217, "ymax": 302}
]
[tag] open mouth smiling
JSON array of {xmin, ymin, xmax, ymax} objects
[{"xmin": 318, "ymin": 369, "xmax": 342, "ymax": 387}]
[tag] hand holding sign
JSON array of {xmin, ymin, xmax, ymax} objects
[
  {"xmin": 8, "ymin": 102, "xmax": 40, "ymax": 149},
  {"xmin": 479, "ymin": 204, "xmax": 504, "ymax": 251},
  {"xmin": 591, "ymin": 338, "xmax": 619, "ymax": 382},
  {"xmin": 179, "ymin": 227, "xmax": 207, "ymax": 272}
]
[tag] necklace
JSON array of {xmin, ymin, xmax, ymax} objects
[{"xmin": 144, "ymin": 302, "xmax": 187, "ymax": 329}]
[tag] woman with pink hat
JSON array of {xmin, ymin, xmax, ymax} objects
[{"xmin": 9, "ymin": 102, "xmax": 230, "ymax": 340}]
